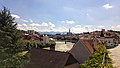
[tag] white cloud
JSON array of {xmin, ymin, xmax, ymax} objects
[
  {"xmin": 29, "ymin": 19, "xmax": 33, "ymax": 22},
  {"xmin": 98, "ymin": 26, "xmax": 104, "ymax": 28},
  {"xmin": 85, "ymin": 25, "xmax": 92, "ymax": 28},
  {"xmin": 75, "ymin": 25, "xmax": 81, "ymax": 28},
  {"xmin": 22, "ymin": 19, "xmax": 29, "ymax": 22},
  {"xmin": 31, "ymin": 27, "xmax": 40, "ymax": 31},
  {"xmin": 71, "ymin": 25, "xmax": 88, "ymax": 33},
  {"xmin": 52, "ymin": 26, "xmax": 68, "ymax": 32},
  {"xmin": 86, "ymin": 13, "xmax": 89, "ymax": 16},
  {"xmin": 61, "ymin": 21, "xmax": 65, "ymax": 23},
  {"xmin": 103, "ymin": 4, "xmax": 113, "ymax": 9},
  {"xmin": 30, "ymin": 22, "xmax": 48, "ymax": 27},
  {"xmin": 17, "ymin": 23, "xmax": 39, "ymax": 31},
  {"xmin": 41, "ymin": 22, "xmax": 48, "ymax": 26},
  {"xmin": 11, "ymin": 14, "xmax": 20, "ymax": 18},
  {"xmin": 71, "ymin": 26, "xmax": 89, "ymax": 33},
  {"xmin": 48, "ymin": 22, "xmax": 55, "ymax": 27},
  {"xmin": 71, "ymin": 25, "xmax": 120, "ymax": 33},
  {"xmin": 71, "ymin": 25, "xmax": 102, "ymax": 33},
  {"xmin": 64, "ymin": 7, "xmax": 76, "ymax": 12},
  {"xmin": 22, "ymin": 24, "xmax": 27, "ymax": 27},
  {"xmin": 111, "ymin": 25, "xmax": 120, "ymax": 31},
  {"xmin": 61, "ymin": 20, "xmax": 75, "ymax": 24},
  {"xmin": 30, "ymin": 23, "xmax": 41, "ymax": 26},
  {"xmin": 66, "ymin": 20, "xmax": 75, "ymax": 24},
  {"xmin": 17, "ymin": 23, "xmax": 95, "ymax": 33},
  {"xmin": 17, "ymin": 26, "xmax": 25, "ymax": 30},
  {"xmin": 17, "ymin": 23, "xmax": 120, "ymax": 33},
  {"xmin": 22, "ymin": 19, "xmax": 34, "ymax": 23},
  {"xmin": 17, "ymin": 22, "xmax": 55, "ymax": 32},
  {"xmin": 116, "ymin": 25, "xmax": 120, "ymax": 28}
]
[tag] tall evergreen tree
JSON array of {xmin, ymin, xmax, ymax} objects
[{"xmin": 0, "ymin": 7, "xmax": 28, "ymax": 68}]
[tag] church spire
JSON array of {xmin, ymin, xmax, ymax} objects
[{"xmin": 69, "ymin": 28, "xmax": 70, "ymax": 33}]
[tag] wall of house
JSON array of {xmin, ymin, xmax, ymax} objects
[
  {"xmin": 43, "ymin": 35, "xmax": 49, "ymax": 43},
  {"xmin": 64, "ymin": 63, "xmax": 79, "ymax": 68}
]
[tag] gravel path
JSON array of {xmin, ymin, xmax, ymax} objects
[{"xmin": 108, "ymin": 44, "xmax": 120, "ymax": 68}]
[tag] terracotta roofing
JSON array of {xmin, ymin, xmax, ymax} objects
[
  {"xmin": 69, "ymin": 40, "xmax": 93, "ymax": 64},
  {"xmin": 25, "ymin": 48, "xmax": 77, "ymax": 68},
  {"xmin": 80, "ymin": 39, "xmax": 94, "ymax": 54}
]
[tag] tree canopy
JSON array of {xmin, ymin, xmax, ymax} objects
[{"xmin": 0, "ymin": 7, "xmax": 28, "ymax": 68}]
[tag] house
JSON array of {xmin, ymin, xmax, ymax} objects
[
  {"xmin": 96, "ymin": 29, "xmax": 119, "ymax": 46},
  {"xmin": 69, "ymin": 39, "xmax": 94, "ymax": 64},
  {"xmin": 90, "ymin": 29, "xmax": 119, "ymax": 46},
  {"xmin": 43, "ymin": 35, "xmax": 50, "ymax": 43},
  {"xmin": 97, "ymin": 37, "xmax": 119, "ymax": 46},
  {"xmin": 25, "ymin": 40, "xmax": 94, "ymax": 68},
  {"xmin": 27, "ymin": 30, "xmax": 35, "ymax": 35},
  {"xmin": 25, "ymin": 48, "xmax": 79, "ymax": 68},
  {"xmin": 80, "ymin": 39, "xmax": 94, "ymax": 54}
]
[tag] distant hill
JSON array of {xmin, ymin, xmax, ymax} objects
[{"xmin": 39, "ymin": 31, "xmax": 67, "ymax": 35}]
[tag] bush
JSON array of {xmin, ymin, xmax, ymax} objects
[
  {"xmin": 21, "ymin": 39, "xmax": 56, "ymax": 50},
  {"xmin": 80, "ymin": 45, "xmax": 113, "ymax": 68},
  {"xmin": 37, "ymin": 41, "xmax": 56, "ymax": 48}
]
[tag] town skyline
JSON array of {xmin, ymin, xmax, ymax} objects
[
  {"xmin": 0, "ymin": 0, "xmax": 120, "ymax": 33},
  {"xmin": 0, "ymin": 6, "xmax": 120, "ymax": 68}
]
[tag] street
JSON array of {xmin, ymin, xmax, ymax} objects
[{"xmin": 108, "ymin": 44, "xmax": 120, "ymax": 68}]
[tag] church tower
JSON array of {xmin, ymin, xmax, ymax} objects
[
  {"xmin": 69, "ymin": 28, "xmax": 70, "ymax": 33},
  {"xmin": 67, "ymin": 28, "xmax": 72, "ymax": 36}
]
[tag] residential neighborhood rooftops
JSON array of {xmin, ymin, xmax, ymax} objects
[
  {"xmin": 25, "ymin": 40, "xmax": 94, "ymax": 68},
  {"xmin": 25, "ymin": 48, "xmax": 78, "ymax": 68}
]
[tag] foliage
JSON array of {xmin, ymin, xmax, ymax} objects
[
  {"xmin": 0, "ymin": 50, "xmax": 29, "ymax": 68},
  {"xmin": 18, "ymin": 39, "xmax": 35, "ymax": 50},
  {"xmin": 0, "ymin": 7, "xmax": 29, "ymax": 68},
  {"xmin": 37, "ymin": 41, "xmax": 56, "ymax": 48},
  {"xmin": 20, "ymin": 39, "xmax": 56, "ymax": 50},
  {"xmin": 80, "ymin": 45, "xmax": 113, "ymax": 68},
  {"xmin": 106, "ymin": 45, "xmax": 117, "ymax": 49}
]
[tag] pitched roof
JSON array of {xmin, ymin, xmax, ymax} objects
[
  {"xmin": 25, "ymin": 48, "xmax": 76, "ymax": 68},
  {"xmin": 25, "ymin": 40, "xmax": 94, "ymax": 68},
  {"xmin": 80, "ymin": 39, "xmax": 94, "ymax": 54},
  {"xmin": 69, "ymin": 40, "xmax": 92, "ymax": 63}
]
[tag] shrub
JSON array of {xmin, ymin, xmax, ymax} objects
[{"xmin": 80, "ymin": 45, "xmax": 113, "ymax": 68}]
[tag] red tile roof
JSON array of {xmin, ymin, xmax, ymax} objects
[{"xmin": 80, "ymin": 39, "xmax": 94, "ymax": 54}]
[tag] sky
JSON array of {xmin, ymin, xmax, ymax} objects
[{"xmin": 0, "ymin": 0, "xmax": 120, "ymax": 33}]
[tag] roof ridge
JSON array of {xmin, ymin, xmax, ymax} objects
[{"xmin": 80, "ymin": 40, "xmax": 92, "ymax": 55}]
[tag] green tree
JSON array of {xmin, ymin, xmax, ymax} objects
[
  {"xmin": 80, "ymin": 45, "xmax": 113, "ymax": 68},
  {"xmin": 0, "ymin": 7, "xmax": 28, "ymax": 68}
]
